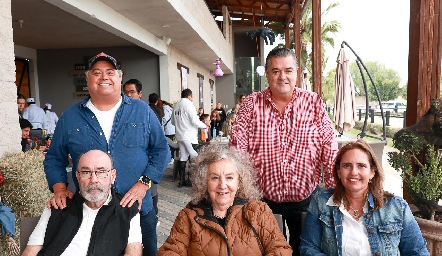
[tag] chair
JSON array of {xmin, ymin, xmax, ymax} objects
[
  {"xmin": 20, "ymin": 216, "xmax": 40, "ymax": 254},
  {"xmin": 273, "ymin": 212, "xmax": 307, "ymax": 241}
]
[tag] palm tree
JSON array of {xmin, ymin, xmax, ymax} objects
[{"xmin": 270, "ymin": 2, "xmax": 340, "ymax": 74}]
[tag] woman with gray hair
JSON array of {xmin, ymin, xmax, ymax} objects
[{"xmin": 158, "ymin": 144, "xmax": 292, "ymax": 256}]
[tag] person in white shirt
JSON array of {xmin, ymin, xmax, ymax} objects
[
  {"xmin": 171, "ymin": 89, "xmax": 207, "ymax": 187},
  {"xmin": 23, "ymin": 98, "xmax": 45, "ymax": 129},
  {"xmin": 162, "ymin": 100, "xmax": 176, "ymax": 141},
  {"xmin": 22, "ymin": 149, "xmax": 142, "ymax": 256},
  {"xmin": 43, "ymin": 103, "xmax": 59, "ymax": 135}
]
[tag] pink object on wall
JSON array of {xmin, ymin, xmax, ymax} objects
[{"xmin": 213, "ymin": 58, "xmax": 224, "ymax": 77}]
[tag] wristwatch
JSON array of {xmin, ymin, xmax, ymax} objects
[{"xmin": 138, "ymin": 176, "xmax": 152, "ymax": 189}]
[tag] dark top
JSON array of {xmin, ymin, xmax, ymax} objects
[{"xmin": 149, "ymin": 104, "xmax": 162, "ymax": 123}]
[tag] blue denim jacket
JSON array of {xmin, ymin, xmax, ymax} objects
[
  {"xmin": 300, "ymin": 188, "xmax": 429, "ymax": 256},
  {"xmin": 44, "ymin": 95, "xmax": 170, "ymax": 214}
]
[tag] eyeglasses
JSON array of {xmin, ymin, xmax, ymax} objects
[
  {"xmin": 77, "ymin": 169, "xmax": 111, "ymax": 179},
  {"xmin": 123, "ymin": 90, "xmax": 139, "ymax": 95}
]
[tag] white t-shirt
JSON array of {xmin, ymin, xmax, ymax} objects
[
  {"xmin": 27, "ymin": 194, "xmax": 142, "ymax": 255},
  {"xmin": 86, "ymin": 98, "xmax": 122, "ymax": 144}
]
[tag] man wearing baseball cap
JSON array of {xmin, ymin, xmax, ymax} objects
[
  {"xmin": 43, "ymin": 52, "xmax": 170, "ymax": 255},
  {"xmin": 23, "ymin": 97, "xmax": 45, "ymax": 129}
]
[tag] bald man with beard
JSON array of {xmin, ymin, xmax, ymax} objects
[{"xmin": 23, "ymin": 150, "xmax": 142, "ymax": 256}]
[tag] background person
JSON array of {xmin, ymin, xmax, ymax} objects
[
  {"xmin": 17, "ymin": 94, "xmax": 26, "ymax": 119},
  {"xmin": 229, "ymin": 47, "xmax": 338, "ymax": 255},
  {"xmin": 23, "ymin": 150, "xmax": 142, "ymax": 256},
  {"xmin": 198, "ymin": 114, "xmax": 211, "ymax": 144},
  {"xmin": 148, "ymin": 93, "xmax": 163, "ymax": 123},
  {"xmin": 300, "ymin": 139, "xmax": 429, "ymax": 255},
  {"xmin": 209, "ymin": 109, "xmax": 221, "ymax": 138},
  {"xmin": 162, "ymin": 100, "xmax": 175, "ymax": 141},
  {"xmin": 43, "ymin": 103, "xmax": 59, "ymax": 135},
  {"xmin": 43, "ymin": 52, "xmax": 170, "ymax": 256},
  {"xmin": 197, "ymin": 107, "xmax": 204, "ymax": 117},
  {"xmin": 235, "ymin": 94, "xmax": 246, "ymax": 113},
  {"xmin": 23, "ymin": 97, "xmax": 45, "ymax": 129},
  {"xmin": 215, "ymin": 102, "xmax": 226, "ymax": 132},
  {"xmin": 19, "ymin": 119, "xmax": 32, "ymax": 152},
  {"xmin": 158, "ymin": 144, "xmax": 292, "ymax": 256},
  {"xmin": 222, "ymin": 112, "xmax": 236, "ymax": 138},
  {"xmin": 171, "ymin": 89, "xmax": 206, "ymax": 188},
  {"xmin": 123, "ymin": 78, "xmax": 143, "ymax": 99}
]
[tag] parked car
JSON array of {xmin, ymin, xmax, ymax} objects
[{"xmin": 374, "ymin": 101, "xmax": 407, "ymax": 114}]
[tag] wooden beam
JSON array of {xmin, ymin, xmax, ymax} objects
[
  {"xmin": 407, "ymin": 0, "xmax": 441, "ymax": 126},
  {"xmin": 405, "ymin": 0, "xmax": 442, "ymax": 203},
  {"xmin": 311, "ymin": 0, "xmax": 321, "ymax": 95},
  {"xmin": 431, "ymin": 0, "xmax": 442, "ymax": 100},
  {"xmin": 294, "ymin": 4, "xmax": 302, "ymax": 87}
]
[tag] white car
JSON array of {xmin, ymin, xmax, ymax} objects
[{"xmin": 375, "ymin": 102, "xmax": 407, "ymax": 114}]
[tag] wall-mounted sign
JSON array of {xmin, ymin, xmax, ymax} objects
[
  {"xmin": 73, "ymin": 77, "xmax": 86, "ymax": 86},
  {"xmin": 69, "ymin": 70, "xmax": 86, "ymax": 78},
  {"xmin": 74, "ymin": 64, "xmax": 87, "ymax": 70},
  {"xmin": 73, "ymin": 92, "xmax": 90, "ymax": 99}
]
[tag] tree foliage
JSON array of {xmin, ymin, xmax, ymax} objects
[
  {"xmin": 322, "ymin": 69, "xmax": 336, "ymax": 106},
  {"xmin": 349, "ymin": 61, "xmax": 401, "ymax": 102},
  {"xmin": 269, "ymin": 2, "xmax": 341, "ymax": 74}
]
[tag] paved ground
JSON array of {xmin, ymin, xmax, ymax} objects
[
  {"xmin": 156, "ymin": 164, "xmax": 192, "ymax": 249},
  {"xmin": 155, "ymin": 143, "xmax": 404, "ymax": 249}
]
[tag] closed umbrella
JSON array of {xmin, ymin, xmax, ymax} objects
[{"xmin": 334, "ymin": 48, "xmax": 356, "ymax": 133}]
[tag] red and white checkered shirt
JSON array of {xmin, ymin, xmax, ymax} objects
[{"xmin": 230, "ymin": 88, "xmax": 338, "ymax": 203}]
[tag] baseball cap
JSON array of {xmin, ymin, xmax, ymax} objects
[
  {"xmin": 26, "ymin": 97, "xmax": 35, "ymax": 103},
  {"xmin": 88, "ymin": 52, "xmax": 120, "ymax": 70},
  {"xmin": 45, "ymin": 103, "xmax": 52, "ymax": 109}
]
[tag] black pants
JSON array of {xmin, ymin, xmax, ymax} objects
[{"xmin": 264, "ymin": 187, "xmax": 318, "ymax": 256}]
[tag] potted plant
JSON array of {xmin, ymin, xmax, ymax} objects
[{"xmin": 388, "ymin": 99, "xmax": 442, "ymax": 254}]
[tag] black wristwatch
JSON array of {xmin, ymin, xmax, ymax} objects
[{"xmin": 138, "ymin": 176, "xmax": 152, "ymax": 189}]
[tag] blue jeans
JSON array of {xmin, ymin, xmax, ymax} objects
[{"xmin": 140, "ymin": 209, "xmax": 158, "ymax": 255}]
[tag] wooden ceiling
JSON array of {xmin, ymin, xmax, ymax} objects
[{"xmin": 204, "ymin": 0, "xmax": 308, "ymax": 28}]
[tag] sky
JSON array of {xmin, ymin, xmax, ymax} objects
[
  {"xmin": 265, "ymin": 0, "xmax": 410, "ymax": 87},
  {"xmin": 322, "ymin": 0, "xmax": 410, "ymax": 87}
]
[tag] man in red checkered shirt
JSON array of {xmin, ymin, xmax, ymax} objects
[{"xmin": 230, "ymin": 48, "xmax": 338, "ymax": 255}]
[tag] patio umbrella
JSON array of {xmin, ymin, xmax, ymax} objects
[{"xmin": 333, "ymin": 48, "xmax": 356, "ymax": 133}]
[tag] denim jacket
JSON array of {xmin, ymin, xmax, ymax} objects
[
  {"xmin": 300, "ymin": 188, "xmax": 429, "ymax": 256},
  {"xmin": 44, "ymin": 95, "xmax": 170, "ymax": 214}
]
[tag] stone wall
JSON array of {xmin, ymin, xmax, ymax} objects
[{"xmin": 0, "ymin": 0, "xmax": 21, "ymax": 158}]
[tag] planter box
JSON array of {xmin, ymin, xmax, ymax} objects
[{"xmin": 415, "ymin": 216, "xmax": 442, "ymax": 255}]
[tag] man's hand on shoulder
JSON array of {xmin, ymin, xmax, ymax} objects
[
  {"xmin": 120, "ymin": 182, "xmax": 149, "ymax": 210},
  {"xmin": 46, "ymin": 182, "xmax": 74, "ymax": 209}
]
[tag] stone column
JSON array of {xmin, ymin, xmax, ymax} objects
[{"xmin": 0, "ymin": 0, "xmax": 21, "ymax": 157}]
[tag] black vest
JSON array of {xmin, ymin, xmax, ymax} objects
[{"xmin": 38, "ymin": 188, "xmax": 139, "ymax": 256}]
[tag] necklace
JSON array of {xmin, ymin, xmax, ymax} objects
[
  {"xmin": 348, "ymin": 205, "xmax": 361, "ymax": 219},
  {"xmin": 213, "ymin": 214, "xmax": 225, "ymax": 219}
]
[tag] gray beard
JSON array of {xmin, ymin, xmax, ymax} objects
[{"xmin": 81, "ymin": 184, "xmax": 110, "ymax": 203}]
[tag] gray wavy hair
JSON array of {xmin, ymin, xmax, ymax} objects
[{"xmin": 190, "ymin": 144, "xmax": 262, "ymax": 204}]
